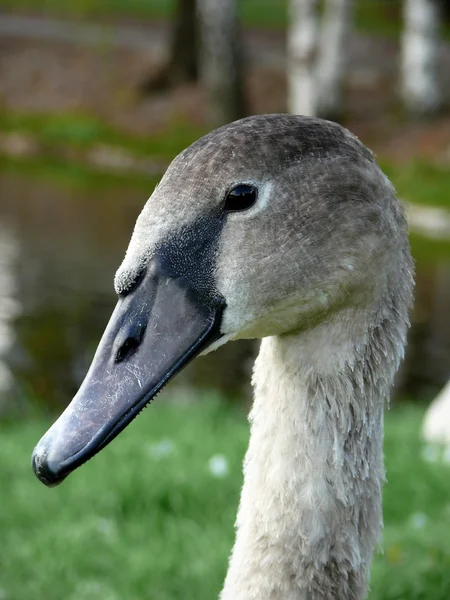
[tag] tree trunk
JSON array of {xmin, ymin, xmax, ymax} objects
[
  {"xmin": 287, "ymin": 0, "xmax": 319, "ymax": 116},
  {"xmin": 0, "ymin": 224, "xmax": 19, "ymax": 416},
  {"xmin": 140, "ymin": 0, "xmax": 198, "ymax": 93},
  {"xmin": 197, "ymin": 0, "xmax": 247, "ymax": 126},
  {"xmin": 401, "ymin": 0, "xmax": 441, "ymax": 115},
  {"xmin": 316, "ymin": 0, "xmax": 353, "ymax": 120}
]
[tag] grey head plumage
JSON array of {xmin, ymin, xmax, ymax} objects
[{"xmin": 32, "ymin": 113, "xmax": 413, "ymax": 485}]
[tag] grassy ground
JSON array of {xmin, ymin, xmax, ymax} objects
[
  {"xmin": 382, "ymin": 161, "xmax": 450, "ymax": 211},
  {"xmin": 5, "ymin": 0, "xmax": 450, "ymax": 39},
  {"xmin": 0, "ymin": 0, "xmax": 406, "ymax": 35},
  {"xmin": 1, "ymin": 398, "xmax": 450, "ymax": 600},
  {"xmin": 4, "ymin": 0, "xmax": 450, "ymax": 39},
  {"xmin": 0, "ymin": 111, "xmax": 205, "ymax": 161}
]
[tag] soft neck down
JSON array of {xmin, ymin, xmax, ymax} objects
[{"xmin": 221, "ymin": 309, "xmax": 405, "ymax": 600}]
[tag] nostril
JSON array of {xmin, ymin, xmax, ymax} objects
[
  {"xmin": 116, "ymin": 338, "xmax": 138, "ymax": 363},
  {"xmin": 115, "ymin": 323, "xmax": 147, "ymax": 363}
]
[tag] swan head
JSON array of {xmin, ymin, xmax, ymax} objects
[{"xmin": 32, "ymin": 114, "xmax": 411, "ymax": 486}]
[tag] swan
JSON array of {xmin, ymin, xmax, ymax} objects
[{"xmin": 32, "ymin": 114, "xmax": 414, "ymax": 600}]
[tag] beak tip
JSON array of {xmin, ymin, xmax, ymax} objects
[{"xmin": 31, "ymin": 444, "xmax": 67, "ymax": 488}]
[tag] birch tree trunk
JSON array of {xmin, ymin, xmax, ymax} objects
[
  {"xmin": 0, "ymin": 224, "xmax": 19, "ymax": 416},
  {"xmin": 401, "ymin": 0, "xmax": 441, "ymax": 115},
  {"xmin": 316, "ymin": 0, "xmax": 354, "ymax": 119},
  {"xmin": 287, "ymin": 0, "xmax": 319, "ymax": 116},
  {"xmin": 197, "ymin": 0, "xmax": 247, "ymax": 126}
]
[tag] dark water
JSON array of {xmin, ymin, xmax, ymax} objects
[{"xmin": 0, "ymin": 166, "xmax": 448, "ymax": 416}]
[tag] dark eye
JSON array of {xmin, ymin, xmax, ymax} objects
[{"xmin": 224, "ymin": 184, "xmax": 258, "ymax": 212}]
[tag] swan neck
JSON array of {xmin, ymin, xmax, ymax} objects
[{"xmin": 221, "ymin": 318, "xmax": 402, "ymax": 600}]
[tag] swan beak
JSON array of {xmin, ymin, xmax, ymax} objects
[{"xmin": 32, "ymin": 259, "xmax": 224, "ymax": 487}]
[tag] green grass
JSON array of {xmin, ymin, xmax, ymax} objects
[
  {"xmin": 0, "ymin": 153, "xmax": 157, "ymax": 191},
  {"xmin": 1, "ymin": 399, "xmax": 450, "ymax": 599},
  {"xmin": 4, "ymin": 0, "xmax": 448, "ymax": 38},
  {"xmin": 383, "ymin": 161, "xmax": 450, "ymax": 210},
  {"xmin": 1, "ymin": 397, "xmax": 248, "ymax": 600},
  {"xmin": 0, "ymin": 0, "xmax": 299, "ymax": 29},
  {"xmin": 0, "ymin": 111, "xmax": 206, "ymax": 161},
  {"xmin": 410, "ymin": 233, "xmax": 450, "ymax": 263}
]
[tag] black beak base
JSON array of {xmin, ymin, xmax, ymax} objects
[{"xmin": 32, "ymin": 261, "xmax": 224, "ymax": 487}]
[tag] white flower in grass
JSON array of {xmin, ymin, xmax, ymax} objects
[
  {"xmin": 209, "ymin": 454, "xmax": 229, "ymax": 478},
  {"xmin": 148, "ymin": 438, "xmax": 176, "ymax": 460},
  {"xmin": 96, "ymin": 518, "xmax": 118, "ymax": 543},
  {"xmin": 443, "ymin": 446, "xmax": 450, "ymax": 465},
  {"xmin": 409, "ymin": 512, "xmax": 428, "ymax": 529},
  {"xmin": 421, "ymin": 444, "xmax": 439, "ymax": 463}
]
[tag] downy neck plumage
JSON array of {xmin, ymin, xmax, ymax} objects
[{"xmin": 221, "ymin": 288, "xmax": 410, "ymax": 600}]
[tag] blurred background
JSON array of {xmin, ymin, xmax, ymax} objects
[{"xmin": 0, "ymin": 0, "xmax": 450, "ymax": 598}]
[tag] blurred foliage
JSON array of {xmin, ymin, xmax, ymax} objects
[
  {"xmin": 410, "ymin": 233, "xmax": 450, "ymax": 264},
  {"xmin": 0, "ymin": 111, "xmax": 206, "ymax": 159},
  {"xmin": 1, "ymin": 110, "xmax": 450, "ymax": 211},
  {"xmin": 383, "ymin": 161, "xmax": 450, "ymax": 211},
  {"xmin": 3, "ymin": 0, "xmax": 449, "ymax": 38},
  {"xmin": 0, "ymin": 153, "xmax": 150, "ymax": 190},
  {"xmin": 0, "ymin": 155, "xmax": 157, "ymax": 199},
  {"xmin": 1, "ymin": 399, "xmax": 450, "ymax": 599}
]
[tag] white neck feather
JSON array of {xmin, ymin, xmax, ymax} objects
[{"xmin": 220, "ymin": 308, "xmax": 404, "ymax": 600}]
